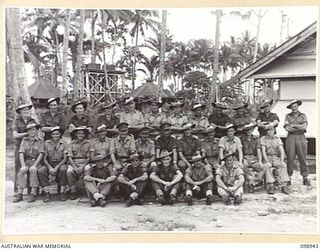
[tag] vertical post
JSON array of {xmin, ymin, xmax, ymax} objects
[
  {"xmin": 61, "ymin": 9, "xmax": 70, "ymax": 103},
  {"xmin": 158, "ymin": 9, "xmax": 167, "ymax": 98},
  {"xmin": 210, "ymin": 9, "xmax": 221, "ymax": 105}
]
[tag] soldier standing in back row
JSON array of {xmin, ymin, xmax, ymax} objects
[
  {"xmin": 256, "ymin": 99, "xmax": 279, "ymax": 137},
  {"xmin": 68, "ymin": 100, "xmax": 94, "ymax": 134},
  {"xmin": 189, "ymin": 103, "xmax": 209, "ymax": 129},
  {"xmin": 208, "ymin": 102, "xmax": 231, "ymax": 138},
  {"xmin": 119, "ymin": 97, "xmax": 145, "ymax": 126},
  {"xmin": 284, "ymin": 100, "xmax": 311, "ymax": 186},
  {"xmin": 97, "ymin": 101, "xmax": 119, "ymax": 129},
  {"xmin": 168, "ymin": 101, "xmax": 188, "ymax": 127},
  {"xmin": 40, "ymin": 97, "xmax": 67, "ymax": 141}
]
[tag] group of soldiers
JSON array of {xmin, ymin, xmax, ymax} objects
[{"xmin": 11, "ymin": 95, "xmax": 311, "ymax": 207}]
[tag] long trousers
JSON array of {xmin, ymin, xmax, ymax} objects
[
  {"xmin": 285, "ymin": 134, "xmax": 308, "ymax": 177},
  {"xmin": 264, "ymin": 155, "xmax": 290, "ymax": 184}
]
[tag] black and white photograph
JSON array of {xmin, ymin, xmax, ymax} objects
[{"xmin": 4, "ymin": 5, "xmax": 318, "ymax": 234}]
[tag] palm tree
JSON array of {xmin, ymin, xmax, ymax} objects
[
  {"xmin": 6, "ymin": 8, "xmax": 38, "ymax": 121},
  {"xmin": 188, "ymin": 39, "xmax": 214, "ymax": 73},
  {"xmin": 61, "ymin": 9, "xmax": 71, "ymax": 102},
  {"xmin": 137, "ymin": 54, "xmax": 159, "ymax": 82},
  {"xmin": 129, "ymin": 10, "xmax": 160, "ymax": 89},
  {"xmin": 237, "ymin": 30, "xmax": 256, "ymax": 67},
  {"xmin": 73, "ymin": 9, "xmax": 85, "ymax": 99}
]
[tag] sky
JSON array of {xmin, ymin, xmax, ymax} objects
[
  {"xmin": 24, "ymin": 6, "xmax": 319, "ymax": 88},
  {"xmin": 165, "ymin": 6, "xmax": 318, "ymax": 45}
]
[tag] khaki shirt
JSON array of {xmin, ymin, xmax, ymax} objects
[
  {"xmin": 216, "ymin": 163, "xmax": 244, "ymax": 186},
  {"xmin": 144, "ymin": 112, "xmax": 167, "ymax": 126},
  {"xmin": 219, "ymin": 136, "xmax": 242, "ymax": 154},
  {"xmin": 44, "ymin": 139, "xmax": 68, "ymax": 164},
  {"xmin": 168, "ymin": 114, "xmax": 188, "ymax": 127},
  {"xmin": 90, "ymin": 137, "xmax": 112, "ymax": 158},
  {"xmin": 135, "ymin": 138, "xmax": 155, "ymax": 160},
  {"xmin": 201, "ymin": 138, "xmax": 219, "ymax": 159},
  {"xmin": 67, "ymin": 139, "xmax": 91, "ymax": 165},
  {"xmin": 284, "ymin": 111, "xmax": 308, "ymax": 133},
  {"xmin": 260, "ymin": 135, "xmax": 283, "ymax": 156},
  {"xmin": 189, "ymin": 116, "xmax": 209, "ymax": 129},
  {"xmin": 121, "ymin": 163, "xmax": 147, "ymax": 180},
  {"xmin": 178, "ymin": 135, "xmax": 201, "ymax": 160},
  {"xmin": 19, "ymin": 136, "xmax": 45, "ymax": 164},
  {"xmin": 185, "ymin": 163, "xmax": 212, "ymax": 181},
  {"xmin": 110, "ymin": 134, "xmax": 136, "ymax": 158},
  {"xmin": 119, "ymin": 110, "xmax": 144, "ymax": 126}
]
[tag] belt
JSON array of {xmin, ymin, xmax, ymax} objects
[{"xmin": 289, "ymin": 131, "xmax": 305, "ymax": 135}]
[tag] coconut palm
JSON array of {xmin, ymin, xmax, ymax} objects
[{"xmin": 129, "ymin": 10, "xmax": 160, "ymax": 89}]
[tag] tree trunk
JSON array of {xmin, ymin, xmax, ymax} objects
[
  {"xmin": 100, "ymin": 10, "xmax": 114, "ymax": 102},
  {"xmin": 132, "ymin": 25, "xmax": 139, "ymax": 89},
  {"xmin": 211, "ymin": 10, "xmax": 221, "ymax": 105},
  {"xmin": 6, "ymin": 8, "xmax": 38, "ymax": 122},
  {"xmin": 158, "ymin": 10, "xmax": 167, "ymax": 98},
  {"xmin": 91, "ymin": 10, "xmax": 96, "ymax": 64},
  {"xmin": 61, "ymin": 9, "xmax": 71, "ymax": 103},
  {"xmin": 74, "ymin": 9, "xmax": 85, "ymax": 99}
]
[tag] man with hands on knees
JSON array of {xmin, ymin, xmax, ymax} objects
[
  {"xmin": 184, "ymin": 154, "xmax": 214, "ymax": 206},
  {"xmin": 216, "ymin": 152, "xmax": 245, "ymax": 205},
  {"xmin": 117, "ymin": 153, "xmax": 148, "ymax": 207},
  {"xmin": 150, "ymin": 151, "xmax": 183, "ymax": 205}
]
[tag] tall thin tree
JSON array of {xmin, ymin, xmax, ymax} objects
[
  {"xmin": 6, "ymin": 8, "xmax": 38, "ymax": 122},
  {"xmin": 61, "ymin": 9, "xmax": 71, "ymax": 103}
]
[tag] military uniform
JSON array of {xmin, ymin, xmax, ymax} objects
[
  {"xmin": 44, "ymin": 139, "xmax": 68, "ymax": 188},
  {"xmin": 17, "ymin": 136, "xmax": 45, "ymax": 191},
  {"xmin": 260, "ymin": 135, "xmax": 290, "ymax": 185},
  {"xmin": 177, "ymin": 135, "xmax": 202, "ymax": 173},
  {"xmin": 68, "ymin": 114, "xmax": 94, "ymax": 128},
  {"xmin": 12, "ymin": 115, "xmax": 33, "ymax": 192},
  {"xmin": 67, "ymin": 139, "xmax": 91, "ymax": 192},
  {"xmin": 168, "ymin": 113, "xmax": 188, "ymax": 127},
  {"xmin": 284, "ymin": 111, "xmax": 308, "ymax": 177},
  {"xmin": 135, "ymin": 138, "xmax": 155, "ymax": 167},
  {"xmin": 155, "ymin": 135, "xmax": 178, "ymax": 154},
  {"xmin": 144, "ymin": 112, "xmax": 167, "ymax": 126},
  {"xmin": 119, "ymin": 110, "xmax": 144, "ymax": 126},
  {"xmin": 110, "ymin": 134, "xmax": 136, "ymax": 169},
  {"xmin": 256, "ymin": 112, "xmax": 279, "ymax": 136},
  {"xmin": 185, "ymin": 163, "xmax": 213, "ymax": 197},
  {"xmin": 118, "ymin": 163, "xmax": 147, "ymax": 199},
  {"xmin": 97, "ymin": 114, "xmax": 119, "ymax": 129},
  {"xmin": 83, "ymin": 162, "xmax": 117, "ymax": 200},
  {"xmin": 40, "ymin": 111, "xmax": 67, "ymax": 140},
  {"xmin": 189, "ymin": 116, "xmax": 209, "ymax": 129},
  {"xmin": 216, "ymin": 162, "xmax": 244, "ymax": 198},
  {"xmin": 218, "ymin": 136, "xmax": 243, "ymax": 159},
  {"xmin": 151, "ymin": 163, "xmax": 181, "ymax": 198},
  {"xmin": 201, "ymin": 137, "xmax": 220, "ymax": 169},
  {"xmin": 241, "ymin": 135, "xmax": 265, "ymax": 186},
  {"xmin": 208, "ymin": 111, "xmax": 231, "ymax": 138}
]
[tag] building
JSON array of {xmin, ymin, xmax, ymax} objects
[{"xmin": 221, "ymin": 21, "xmax": 317, "ymax": 154}]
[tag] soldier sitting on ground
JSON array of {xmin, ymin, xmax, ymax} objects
[
  {"xmin": 149, "ymin": 151, "xmax": 183, "ymax": 205},
  {"xmin": 43, "ymin": 126, "xmax": 68, "ymax": 202},
  {"xmin": 215, "ymin": 152, "xmax": 245, "ymax": 205},
  {"xmin": 260, "ymin": 124, "xmax": 290, "ymax": 195},
  {"xmin": 184, "ymin": 154, "xmax": 214, "ymax": 206},
  {"xmin": 117, "ymin": 153, "xmax": 148, "ymax": 207},
  {"xmin": 83, "ymin": 156, "xmax": 117, "ymax": 208}
]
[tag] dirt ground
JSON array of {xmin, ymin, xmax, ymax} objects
[{"xmin": 3, "ymin": 145, "xmax": 318, "ymax": 233}]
